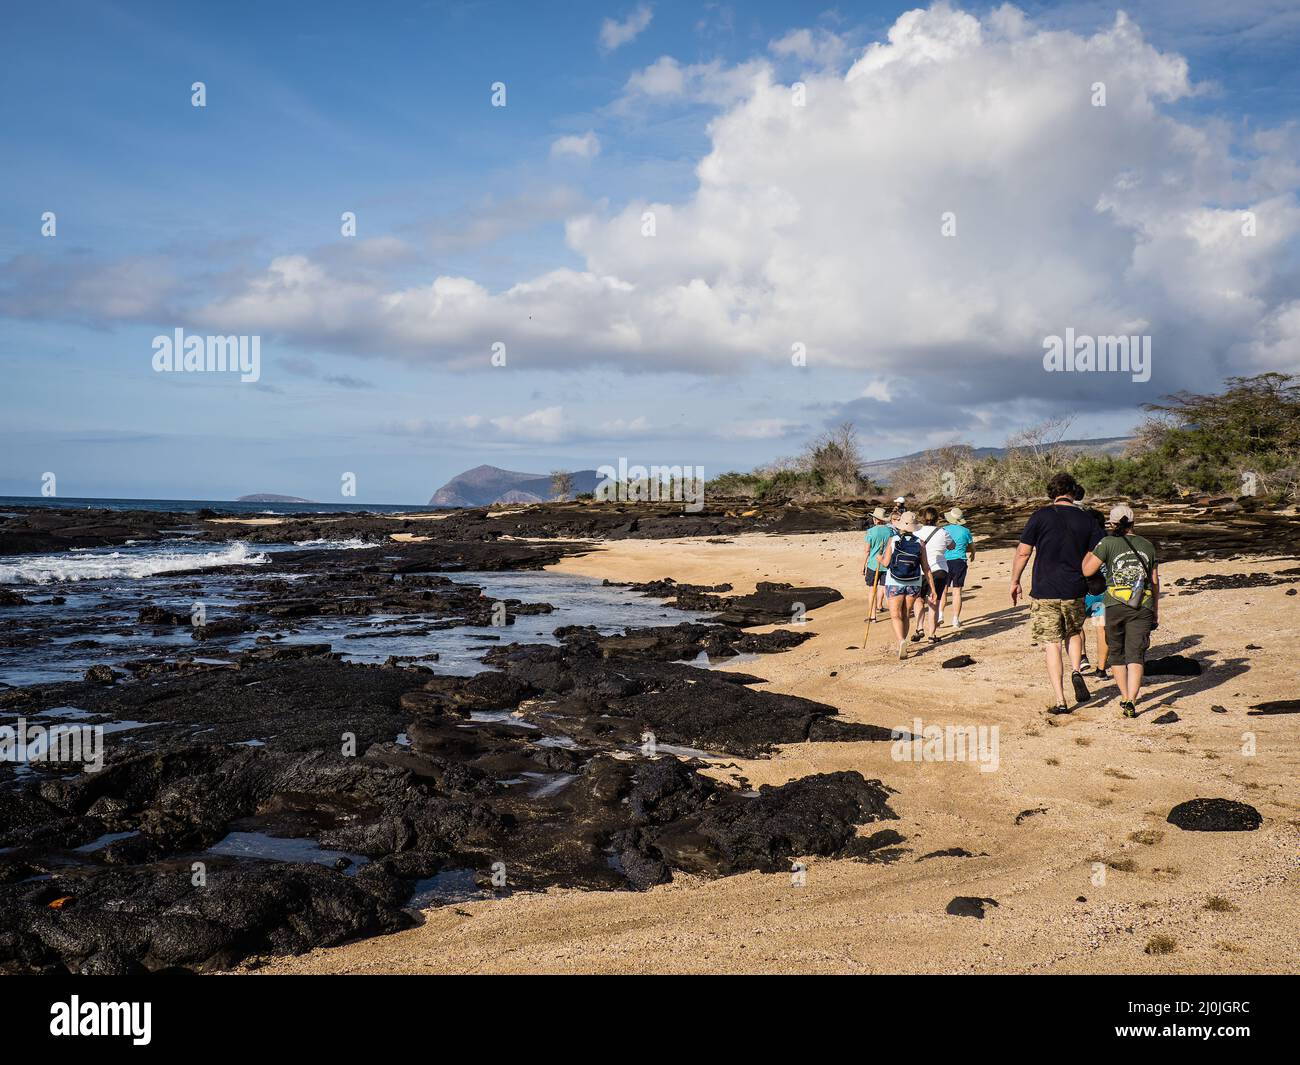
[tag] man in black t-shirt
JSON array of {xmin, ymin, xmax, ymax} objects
[{"xmin": 1010, "ymin": 472, "xmax": 1104, "ymax": 714}]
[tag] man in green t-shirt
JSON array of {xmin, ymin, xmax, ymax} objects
[{"xmin": 1082, "ymin": 505, "xmax": 1159, "ymax": 718}]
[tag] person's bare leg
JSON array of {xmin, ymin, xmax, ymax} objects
[
  {"xmin": 1095, "ymin": 622, "xmax": 1109, "ymax": 674},
  {"xmin": 1114, "ymin": 658, "xmax": 1131, "ymax": 702},
  {"xmin": 1067, "ymin": 631, "xmax": 1083, "ymax": 673},
  {"xmin": 889, "ymin": 596, "xmax": 907, "ymax": 642},
  {"xmin": 1045, "ymin": 641, "xmax": 1066, "ymax": 706},
  {"xmin": 951, "ymin": 585, "xmax": 963, "ymax": 624},
  {"xmin": 1126, "ymin": 662, "xmax": 1144, "ymax": 704}
]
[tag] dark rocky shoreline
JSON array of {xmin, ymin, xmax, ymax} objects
[
  {"xmin": 2, "ymin": 497, "xmax": 1295, "ymax": 974},
  {"xmin": 4, "ymin": 495, "xmax": 1298, "ymax": 562},
  {"xmin": 0, "ymin": 528, "xmax": 901, "ymax": 974}
]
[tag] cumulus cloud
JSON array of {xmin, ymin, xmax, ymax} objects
[
  {"xmin": 13, "ymin": 4, "xmax": 1300, "ymax": 429},
  {"xmin": 550, "ymin": 131, "xmax": 601, "ymax": 160},
  {"xmin": 600, "ymin": 5, "xmax": 653, "ymax": 53}
]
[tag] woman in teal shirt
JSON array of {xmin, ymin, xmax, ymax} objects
[
  {"xmin": 940, "ymin": 507, "xmax": 975, "ymax": 628},
  {"xmin": 863, "ymin": 507, "xmax": 894, "ymax": 615}
]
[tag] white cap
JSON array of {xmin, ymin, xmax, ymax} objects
[{"xmin": 1108, "ymin": 504, "xmax": 1135, "ymax": 526}]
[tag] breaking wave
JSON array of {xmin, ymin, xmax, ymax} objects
[{"xmin": 0, "ymin": 542, "xmax": 269, "ymax": 584}]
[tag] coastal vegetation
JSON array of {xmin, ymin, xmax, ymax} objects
[{"xmin": 709, "ymin": 375, "xmax": 1300, "ymax": 504}]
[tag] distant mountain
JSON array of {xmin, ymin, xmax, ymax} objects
[
  {"xmin": 429, "ymin": 465, "xmax": 601, "ymax": 507},
  {"xmin": 236, "ymin": 493, "xmax": 317, "ymax": 503},
  {"xmin": 861, "ymin": 436, "xmax": 1133, "ymax": 486}
]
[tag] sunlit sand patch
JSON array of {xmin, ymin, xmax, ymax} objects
[{"xmin": 206, "ymin": 517, "xmax": 288, "ymax": 526}]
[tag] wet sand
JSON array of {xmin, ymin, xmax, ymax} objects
[{"xmin": 253, "ymin": 531, "xmax": 1300, "ymax": 974}]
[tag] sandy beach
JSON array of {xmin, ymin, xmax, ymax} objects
[{"xmin": 254, "ymin": 530, "xmax": 1300, "ymax": 975}]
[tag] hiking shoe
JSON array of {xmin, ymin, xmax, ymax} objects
[
  {"xmin": 1047, "ymin": 704, "xmax": 1072, "ymax": 715},
  {"xmin": 1071, "ymin": 671, "xmax": 1091, "ymax": 705},
  {"xmin": 1121, "ymin": 701, "xmax": 1138, "ymax": 718},
  {"xmin": 1079, "ymin": 655, "xmax": 1093, "ymax": 674}
]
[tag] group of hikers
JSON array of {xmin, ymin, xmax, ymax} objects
[{"xmin": 863, "ymin": 471, "xmax": 1160, "ymax": 717}]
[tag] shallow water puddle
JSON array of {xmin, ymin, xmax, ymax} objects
[{"xmin": 206, "ymin": 831, "xmax": 368, "ymax": 873}]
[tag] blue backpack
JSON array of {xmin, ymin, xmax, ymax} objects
[{"xmin": 889, "ymin": 533, "xmax": 923, "ymax": 582}]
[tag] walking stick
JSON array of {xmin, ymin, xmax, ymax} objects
[{"xmin": 862, "ymin": 564, "xmax": 882, "ymax": 648}]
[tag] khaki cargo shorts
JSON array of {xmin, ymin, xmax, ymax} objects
[{"xmin": 1030, "ymin": 597, "xmax": 1086, "ymax": 642}]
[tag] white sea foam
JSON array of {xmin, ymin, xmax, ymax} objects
[
  {"xmin": 0, "ymin": 542, "xmax": 269, "ymax": 584},
  {"xmin": 292, "ymin": 538, "xmax": 374, "ymax": 550}
]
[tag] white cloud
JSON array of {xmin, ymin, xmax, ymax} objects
[
  {"xmin": 161, "ymin": 4, "xmax": 1300, "ymax": 416},
  {"xmin": 600, "ymin": 5, "xmax": 653, "ymax": 53},
  {"xmin": 621, "ymin": 55, "xmax": 769, "ymax": 105},
  {"xmin": 718, "ymin": 418, "xmax": 805, "ymax": 440},
  {"xmin": 388, "ymin": 407, "xmax": 661, "ymax": 445},
  {"xmin": 550, "ymin": 131, "xmax": 601, "ymax": 160},
  {"xmin": 769, "ymin": 28, "xmax": 850, "ymax": 68},
  {"xmin": 490, "ymin": 406, "xmax": 568, "ymax": 442}
]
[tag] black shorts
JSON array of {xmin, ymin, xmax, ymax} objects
[
  {"xmin": 1104, "ymin": 600, "xmax": 1154, "ymax": 666},
  {"xmin": 930, "ymin": 570, "xmax": 950, "ymax": 599},
  {"xmin": 947, "ymin": 559, "xmax": 968, "ymax": 587}
]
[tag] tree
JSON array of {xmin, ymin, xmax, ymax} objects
[{"xmin": 550, "ymin": 470, "xmax": 574, "ymax": 501}]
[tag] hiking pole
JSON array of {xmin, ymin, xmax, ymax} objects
[{"xmin": 863, "ymin": 565, "xmax": 882, "ymax": 649}]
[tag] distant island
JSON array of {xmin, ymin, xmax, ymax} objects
[
  {"xmin": 236, "ymin": 493, "xmax": 318, "ymax": 503},
  {"xmin": 429, "ymin": 465, "xmax": 601, "ymax": 507}
]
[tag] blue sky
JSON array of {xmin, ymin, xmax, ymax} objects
[{"xmin": 2, "ymin": 0, "xmax": 1298, "ymax": 502}]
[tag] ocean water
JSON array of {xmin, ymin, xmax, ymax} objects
[
  {"xmin": 0, "ymin": 495, "xmax": 446, "ymax": 516},
  {"xmin": 0, "ymin": 540, "xmax": 706, "ymax": 686}
]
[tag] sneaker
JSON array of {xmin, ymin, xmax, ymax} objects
[
  {"xmin": 1121, "ymin": 700, "xmax": 1138, "ymax": 718},
  {"xmin": 1071, "ymin": 671, "xmax": 1091, "ymax": 705},
  {"xmin": 936, "ymin": 614, "xmax": 945, "ymax": 626},
  {"xmin": 1094, "ymin": 668, "xmax": 1110, "ymax": 681},
  {"xmin": 1047, "ymin": 704, "xmax": 1072, "ymax": 715},
  {"xmin": 950, "ymin": 618, "xmax": 962, "ymax": 630},
  {"xmin": 1079, "ymin": 655, "xmax": 1093, "ymax": 674},
  {"xmin": 898, "ymin": 640, "xmax": 908, "ymax": 661}
]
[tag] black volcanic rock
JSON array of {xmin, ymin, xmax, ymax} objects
[
  {"xmin": 946, "ymin": 896, "xmax": 998, "ymax": 919},
  {"xmin": 1166, "ymin": 799, "xmax": 1262, "ymax": 832}
]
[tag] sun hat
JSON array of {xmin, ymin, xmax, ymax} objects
[
  {"xmin": 1108, "ymin": 504, "xmax": 1135, "ymax": 527},
  {"xmin": 896, "ymin": 511, "xmax": 918, "ymax": 533},
  {"xmin": 870, "ymin": 506, "xmax": 888, "ymax": 521},
  {"xmin": 944, "ymin": 507, "xmax": 966, "ymax": 525},
  {"xmin": 893, "ymin": 496, "xmax": 906, "ymax": 506}
]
